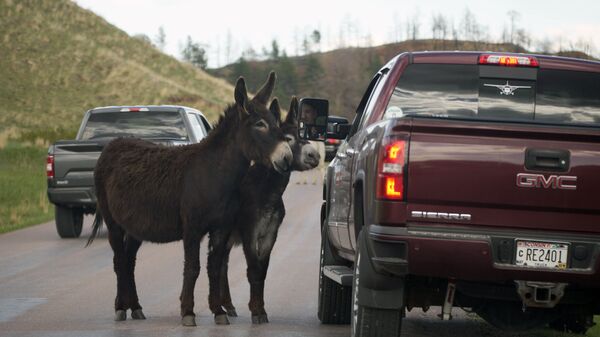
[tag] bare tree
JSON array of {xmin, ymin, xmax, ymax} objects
[
  {"xmin": 575, "ymin": 38, "xmax": 595, "ymax": 56},
  {"xmin": 410, "ymin": 11, "xmax": 421, "ymax": 40},
  {"xmin": 536, "ymin": 37, "xmax": 554, "ymax": 54},
  {"xmin": 460, "ymin": 8, "xmax": 475, "ymax": 41},
  {"xmin": 507, "ymin": 10, "xmax": 520, "ymax": 44},
  {"xmin": 302, "ymin": 36, "xmax": 310, "ymax": 55},
  {"xmin": 431, "ymin": 13, "xmax": 448, "ymax": 44},
  {"xmin": 311, "ymin": 30, "xmax": 322, "ymax": 51},
  {"xmin": 392, "ymin": 12, "xmax": 403, "ymax": 42},
  {"xmin": 515, "ymin": 29, "xmax": 531, "ymax": 49},
  {"xmin": 450, "ymin": 19, "xmax": 460, "ymax": 48},
  {"xmin": 225, "ymin": 30, "xmax": 233, "ymax": 65},
  {"xmin": 154, "ymin": 26, "xmax": 166, "ymax": 51},
  {"xmin": 214, "ymin": 35, "xmax": 221, "ymax": 68}
]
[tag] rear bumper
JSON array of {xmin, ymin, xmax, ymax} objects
[
  {"xmin": 367, "ymin": 224, "xmax": 600, "ymax": 287},
  {"xmin": 47, "ymin": 186, "xmax": 96, "ymax": 208}
]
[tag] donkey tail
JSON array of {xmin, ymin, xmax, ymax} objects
[{"xmin": 85, "ymin": 212, "xmax": 104, "ymax": 247}]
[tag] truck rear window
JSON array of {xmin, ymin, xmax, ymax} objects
[
  {"xmin": 385, "ymin": 64, "xmax": 600, "ymax": 126},
  {"xmin": 80, "ymin": 111, "xmax": 188, "ymax": 140}
]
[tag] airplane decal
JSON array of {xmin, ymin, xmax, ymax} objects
[{"xmin": 484, "ymin": 81, "xmax": 532, "ymax": 96}]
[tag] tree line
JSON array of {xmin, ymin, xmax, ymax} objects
[{"xmin": 134, "ymin": 9, "xmax": 595, "ymax": 70}]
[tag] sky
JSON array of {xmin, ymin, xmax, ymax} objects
[{"xmin": 75, "ymin": 0, "xmax": 600, "ymax": 68}]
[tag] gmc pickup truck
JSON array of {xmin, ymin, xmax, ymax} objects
[
  {"xmin": 47, "ymin": 105, "xmax": 211, "ymax": 238},
  {"xmin": 302, "ymin": 52, "xmax": 600, "ymax": 336}
]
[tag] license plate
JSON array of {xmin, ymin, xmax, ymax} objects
[{"xmin": 515, "ymin": 240, "xmax": 568, "ymax": 269}]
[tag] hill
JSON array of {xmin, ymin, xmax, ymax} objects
[
  {"xmin": 0, "ymin": 0, "xmax": 236, "ymax": 233},
  {"xmin": 0, "ymin": 0, "xmax": 234, "ymax": 147},
  {"xmin": 210, "ymin": 39, "xmax": 595, "ymax": 121}
]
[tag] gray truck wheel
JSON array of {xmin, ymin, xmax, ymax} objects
[
  {"xmin": 351, "ymin": 230, "xmax": 402, "ymax": 337},
  {"xmin": 55, "ymin": 205, "xmax": 83, "ymax": 238},
  {"xmin": 318, "ymin": 225, "xmax": 352, "ymax": 324}
]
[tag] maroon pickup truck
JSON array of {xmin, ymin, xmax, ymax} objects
[{"xmin": 299, "ymin": 51, "xmax": 600, "ymax": 336}]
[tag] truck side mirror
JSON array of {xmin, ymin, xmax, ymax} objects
[
  {"xmin": 298, "ymin": 98, "xmax": 328, "ymax": 141},
  {"xmin": 327, "ymin": 116, "xmax": 350, "ymax": 139}
]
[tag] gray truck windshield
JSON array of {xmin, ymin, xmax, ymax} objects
[
  {"xmin": 385, "ymin": 64, "xmax": 600, "ymax": 126},
  {"xmin": 80, "ymin": 111, "xmax": 189, "ymax": 140}
]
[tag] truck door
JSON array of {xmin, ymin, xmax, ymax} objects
[{"xmin": 328, "ymin": 70, "xmax": 388, "ymax": 253}]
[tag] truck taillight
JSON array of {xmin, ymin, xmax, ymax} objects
[
  {"xmin": 376, "ymin": 139, "xmax": 407, "ymax": 200},
  {"xmin": 46, "ymin": 154, "xmax": 54, "ymax": 179},
  {"xmin": 478, "ymin": 54, "xmax": 539, "ymax": 67}
]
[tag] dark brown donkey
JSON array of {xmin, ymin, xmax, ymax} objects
[
  {"xmin": 206, "ymin": 97, "xmax": 320, "ymax": 324},
  {"xmin": 88, "ymin": 72, "xmax": 293, "ymax": 327}
]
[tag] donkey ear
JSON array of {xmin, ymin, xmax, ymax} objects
[
  {"xmin": 252, "ymin": 71, "xmax": 276, "ymax": 105},
  {"xmin": 269, "ymin": 98, "xmax": 281, "ymax": 124},
  {"xmin": 234, "ymin": 77, "xmax": 249, "ymax": 114},
  {"xmin": 285, "ymin": 96, "xmax": 298, "ymax": 124}
]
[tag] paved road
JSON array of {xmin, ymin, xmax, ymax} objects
[{"xmin": 0, "ymin": 171, "xmax": 573, "ymax": 337}]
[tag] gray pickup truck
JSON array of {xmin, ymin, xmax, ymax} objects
[{"xmin": 47, "ymin": 105, "xmax": 212, "ymax": 238}]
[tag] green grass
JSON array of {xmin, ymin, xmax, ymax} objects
[
  {"xmin": 588, "ymin": 317, "xmax": 600, "ymax": 336},
  {"xmin": 0, "ymin": 142, "xmax": 52, "ymax": 233}
]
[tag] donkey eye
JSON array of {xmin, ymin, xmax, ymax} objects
[
  {"xmin": 285, "ymin": 135, "xmax": 294, "ymax": 142},
  {"xmin": 254, "ymin": 120, "xmax": 268, "ymax": 129}
]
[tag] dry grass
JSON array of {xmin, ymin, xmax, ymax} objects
[{"xmin": 0, "ymin": 0, "xmax": 234, "ymax": 144}]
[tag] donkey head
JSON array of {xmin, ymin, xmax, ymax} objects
[
  {"xmin": 234, "ymin": 71, "xmax": 292, "ymax": 173},
  {"xmin": 277, "ymin": 96, "xmax": 320, "ymax": 171}
]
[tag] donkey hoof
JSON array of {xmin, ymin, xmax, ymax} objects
[
  {"xmin": 226, "ymin": 308, "xmax": 238, "ymax": 317},
  {"xmin": 181, "ymin": 315, "xmax": 196, "ymax": 327},
  {"xmin": 251, "ymin": 314, "xmax": 269, "ymax": 324},
  {"xmin": 114, "ymin": 310, "xmax": 127, "ymax": 321},
  {"xmin": 131, "ymin": 309, "xmax": 146, "ymax": 320},
  {"xmin": 214, "ymin": 314, "xmax": 230, "ymax": 325}
]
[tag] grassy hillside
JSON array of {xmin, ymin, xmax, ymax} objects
[
  {"xmin": 210, "ymin": 39, "xmax": 595, "ymax": 121},
  {"xmin": 0, "ymin": 0, "xmax": 234, "ymax": 147},
  {"xmin": 0, "ymin": 0, "xmax": 236, "ymax": 233}
]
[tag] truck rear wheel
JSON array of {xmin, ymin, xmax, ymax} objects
[
  {"xmin": 318, "ymin": 225, "xmax": 352, "ymax": 324},
  {"xmin": 351, "ymin": 230, "xmax": 402, "ymax": 337},
  {"xmin": 55, "ymin": 205, "xmax": 83, "ymax": 238}
]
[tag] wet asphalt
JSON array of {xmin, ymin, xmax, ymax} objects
[{"xmin": 0, "ymin": 170, "xmax": 576, "ymax": 337}]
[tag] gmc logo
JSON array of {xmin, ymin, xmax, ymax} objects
[{"xmin": 516, "ymin": 173, "xmax": 577, "ymax": 190}]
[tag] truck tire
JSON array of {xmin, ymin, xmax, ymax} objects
[
  {"xmin": 351, "ymin": 230, "xmax": 402, "ymax": 337},
  {"xmin": 318, "ymin": 225, "xmax": 352, "ymax": 324},
  {"xmin": 55, "ymin": 205, "xmax": 83, "ymax": 238}
]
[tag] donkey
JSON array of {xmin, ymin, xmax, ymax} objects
[
  {"xmin": 205, "ymin": 97, "xmax": 320, "ymax": 324},
  {"xmin": 88, "ymin": 72, "xmax": 293, "ymax": 327}
]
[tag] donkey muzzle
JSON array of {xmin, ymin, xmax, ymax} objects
[
  {"xmin": 271, "ymin": 142, "xmax": 293, "ymax": 174},
  {"xmin": 302, "ymin": 143, "xmax": 321, "ymax": 168}
]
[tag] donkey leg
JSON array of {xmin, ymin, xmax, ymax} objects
[
  {"xmin": 207, "ymin": 232, "xmax": 230, "ymax": 325},
  {"xmin": 180, "ymin": 236, "xmax": 201, "ymax": 327},
  {"xmin": 124, "ymin": 234, "xmax": 145, "ymax": 320},
  {"xmin": 107, "ymin": 225, "xmax": 128, "ymax": 321},
  {"xmin": 242, "ymin": 241, "xmax": 271, "ymax": 324},
  {"xmin": 220, "ymin": 239, "xmax": 237, "ymax": 317}
]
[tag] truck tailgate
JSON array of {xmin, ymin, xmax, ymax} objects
[
  {"xmin": 406, "ymin": 118, "xmax": 600, "ymax": 234},
  {"xmin": 52, "ymin": 141, "xmax": 104, "ymax": 187}
]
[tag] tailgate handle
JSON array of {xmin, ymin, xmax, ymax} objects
[{"xmin": 525, "ymin": 149, "xmax": 570, "ymax": 172}]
